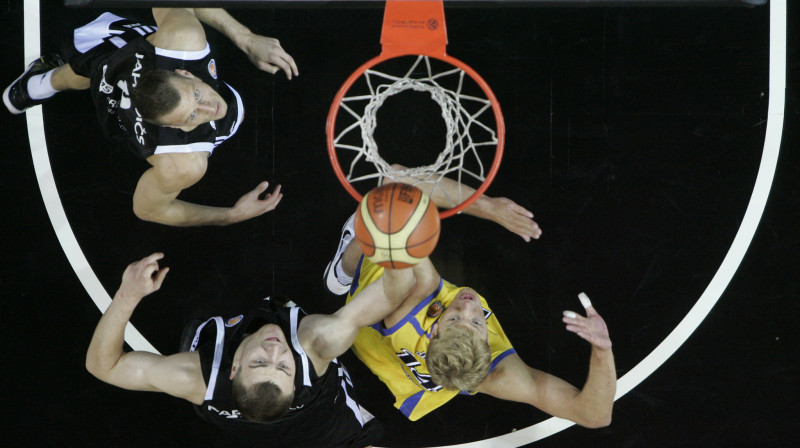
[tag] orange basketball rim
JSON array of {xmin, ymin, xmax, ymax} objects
[{"xmin": 326, "ymin": 0, "xmax": 505, "ymax": 219}]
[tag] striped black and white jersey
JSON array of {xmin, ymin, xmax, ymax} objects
[
  {"xmin": 188, "ymin": 300, "xmax": 377, "ymax": 448},
  {"xmin": 71, "ymin": 12, "xmax": 243, "ymax": 159}
]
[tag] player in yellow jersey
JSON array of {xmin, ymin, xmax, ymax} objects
[{"xmin": 324, "ymin": 174, "xmax": 616, "ymax": 426}]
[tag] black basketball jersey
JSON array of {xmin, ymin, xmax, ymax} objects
[
  {"xmin": 189, "ymin": 300, "xmax": 376, "ymax": 448},
  {"xmin": 84, "ymin": 15, "xmax": 243, "ymax": 159}
]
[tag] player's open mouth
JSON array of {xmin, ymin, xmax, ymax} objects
[{"xmin": 459, "ymin": 293, "xmax": 475, "ymax": 302}]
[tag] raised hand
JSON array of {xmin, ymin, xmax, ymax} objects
[
  {"xmin": 241, "ymin": 34, "xmax": 299, "ymax": 79},
  {"xmin": 230, "ymin": 181, "xmax": 283, "ymax": 223},
  {"xmin": 118, "ymin": 253, "xmax": 170, "ymax": 301},
  {"xmin": 562, "ymin": 293, "xmax": 612, "ymax": 351},
  {"xmin": 486, "ymin": 196, "xmax": 542, "ymax": 242}
]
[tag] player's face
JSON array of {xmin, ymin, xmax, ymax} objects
[
  {"xmin": 235, "ymin": 324, "xmax": 296, "ymax": 395},
  {"xmin": 159, "ymin": 73, "xmax": 228, "ymax": 128},
  {"xmin": 436, "ymin": 288, "xmax": 488, "ymax": 340}
]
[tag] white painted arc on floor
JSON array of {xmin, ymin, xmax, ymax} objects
[
  {"xmin": 24, "ymin": 0, "xmax": 784, "ymax": 446},
  {"xmin": 24, "ymin": 0, "xmax": 158, "ymax": 354}
]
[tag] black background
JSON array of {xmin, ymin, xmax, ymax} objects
[{"xmin": 1, "ymin": 1, "xmax": 797, "ymax": 447}]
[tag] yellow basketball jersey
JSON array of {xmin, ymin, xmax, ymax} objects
[{"xmin": 347, "ymin": 257, "xmax": 516, "ymax": 421}]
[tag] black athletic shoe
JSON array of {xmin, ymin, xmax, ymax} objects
[{"xmin": 3, "ymin": 53, "xmax": 65, "ymax": 114}]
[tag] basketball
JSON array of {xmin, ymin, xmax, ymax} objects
[{"xmin": 354, "ymin": 183, "xmax": 440, "ymax": 269}]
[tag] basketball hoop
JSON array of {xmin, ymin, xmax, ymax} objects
[{"xmin": 326, "ymin": 0, "xmax": 505, "ymax": 219}]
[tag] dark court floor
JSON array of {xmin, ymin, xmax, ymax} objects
[{"xmin": 1, "ymin": 1, "xmax": 798, "ymax": 447}]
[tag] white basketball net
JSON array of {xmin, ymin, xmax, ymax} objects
[{"xmin": 332, "ymin": 56, "xmax": 499, "ymax": 208}]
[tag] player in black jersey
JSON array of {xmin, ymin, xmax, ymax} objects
[
  {"xmin": 85, "ymin": 252, "xmax": 413, "ymax": 447},
  {"xmin": 4, "ymin": 8, "xmax": 297, "ymax": 227}
]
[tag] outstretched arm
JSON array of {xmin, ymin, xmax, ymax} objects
[
  {"xmin": 387, "ymin": 164, "xmax": 541, "ymax": 242},
  {"xmin": 85, "ymin": 254, "xmax": 206, "ymax": 405},
  {"xmin": 302, "ymin": 262, "xmax": 420, "ymax": 363},
  {"xmin": 476, "ymin": 294, "xmax": 616, "ymax": 428},
  {"xmin": 133, "ymin": 153, "xmax": 282, "ymax": 227},
  {"xmin": 192, "ymin": 8, "xmax": 299, "ymax": 79},
  {"xmin": 149, "ymin": 8, "xmax": 298, "ymax": 79}
]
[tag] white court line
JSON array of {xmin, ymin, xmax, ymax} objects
[
  {"xmin": 442, "ymin": 1, "xmax": 785, "ymax": 446},
  {"xmin": 24, "ymin": 0, "xmax": 157, "ymax": 354},
  {"xmin": 24, "ymin": 1, "xmax": 784, "ymax": 446}
]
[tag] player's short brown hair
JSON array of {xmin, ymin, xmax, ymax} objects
[
  {"xmin": 231, "ymin": 379, "xmax": 294, "ymax": 422},
  {"xmin": 427, "ymin": 324, "xmax": 491, "ymax": 391},
  {"xmin": 131, "ymin": 69, "xmax": 182, "ymax": 124}
]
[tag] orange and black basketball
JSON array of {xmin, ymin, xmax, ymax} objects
[{"xmin": 354, "ymin": 183, "xmax": 440, "ymax": 269}]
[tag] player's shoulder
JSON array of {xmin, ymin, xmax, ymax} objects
[{"xmin": 148, "ymin": 9, "xmax": 207, "ymax": 52}]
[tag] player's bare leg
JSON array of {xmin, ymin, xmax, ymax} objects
[{"xmin": 50, "ymin": 64, "xmax": 90, "ymax": 91}]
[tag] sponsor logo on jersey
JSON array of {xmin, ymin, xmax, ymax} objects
[
  {"xmin": 397, "ymin": 348, "xmax": 442, "ymax": 392},
  {"xmin": 123, "ymin": 53, "xmax": 147, "ymax": 145},
  {"xmin": 99, "ymin": 65, "xmax": 113, "ymax": 94},
  {"xmin": 206, "ymin": 405, "xmax": 242, "ymax": 419},
  {"xmin": 427, "ymin": 300, "xmax": 444, "ymax": 318},
  {"xmin": 133, "ymin": 107, "xmax": 147, "ymax": 146},
  {"xmin": 117, "ymin": 80, "xmax": 131, "ymax": 110},
  {"xmin": 225, "ymin": 315, "xmax": 244, "ymax": 327},
  {"xmin": 208, "ymin": 58, "xmax": 218, "ymax": 79},
  {"xmin": 130, "ymin": 52, "xmax": 144, "ymax": 88}
]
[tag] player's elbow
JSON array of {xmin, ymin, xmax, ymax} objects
[
  {"xmin": 581, "ymin": 414, "xmax": 612, "ymax": 429},
  {"xmin": 132, "ymin": 201, "xmax": 156, "ymax": 223},
  {"xmin": 576, "ymin": 409, "xmax": 613, "ymax": 428},
  {"xmin": 131, "ymin": 193, "xmax": 168, "ymax": 225},
  {"xmin": 85, "ymin": 353, "xmax": 105, "ymax": 380}
]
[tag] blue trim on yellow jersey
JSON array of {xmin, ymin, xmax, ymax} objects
[
  {"xmin": 409, "ymin": 318, "xmax": 428, "ymax": 338},
  {"xmin": 453, "ymin": 348, "xmax": 517, "ymax": 396},
  {"xmin": 490, "ymin": 348, "xmax": 517, "ymax": 372},
  {"xmin": 349, "ymin": 255, "xmax": 365, "ymax": 296},
  {"xmin": 399, "ymin": 390, "xmax": 426, "ymax": 418},
  {"xmin": 374, "ymin": 279, "xmax": 444, "ymax": 337}
]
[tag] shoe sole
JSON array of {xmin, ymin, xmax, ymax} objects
[
  {"xmin": 4, "ymin": 56, "xmax": 61, "ymax": 115},
  {"xmin": 3, "ymin": 79, "xmax": 27, "ymax": 114},
  {"xmin": 324, "ymin": 260, "xmax": 351, "ymax": 295},
  {"xmin": 324, "ymin": 216, "xmax": 356, "ymax": 295}
]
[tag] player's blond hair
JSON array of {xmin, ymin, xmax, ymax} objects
[{"xmin": 427, "ymin": 324, "xmax": 491, "ymax": 391}]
